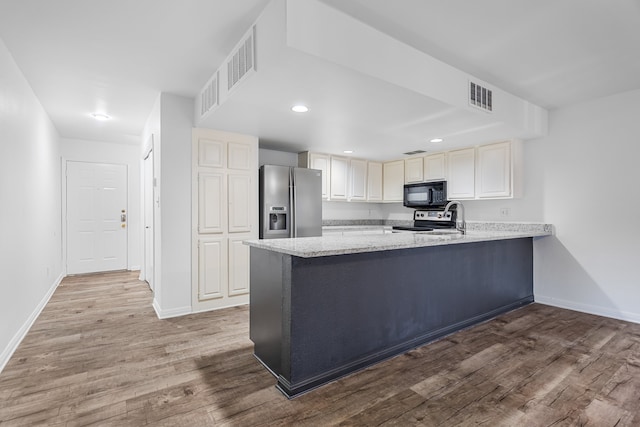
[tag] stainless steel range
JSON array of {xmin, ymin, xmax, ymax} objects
[{"xmin": 392, "ymin": 208, "xmax": 458, "ymax": 233}]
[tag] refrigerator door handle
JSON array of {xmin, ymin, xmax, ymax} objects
[{"xmin": 290, "ymin": 168, "xmax": 296, "ymax": 237}]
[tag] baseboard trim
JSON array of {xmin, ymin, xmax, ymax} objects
[
  {"xmin": 0, "ymin": 273, "xmax": 64, "ymax": 374},
  {"xmin": 152, "ymin": 299, "xmax": 191, "ymax": 319},
  {"xmin": 536, "ymin": 295, "xmax": 640, "ymax": 325},
  {"xmin": 191, "ymin": 301, "xmax": 249, "ymax": 315},
  {"xmin": 128, "ymin": 265, "xmax": 141, "ymax": 271}
]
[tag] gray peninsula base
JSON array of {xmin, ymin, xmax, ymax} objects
[{"xmin": 249, "ymin": 238, "xmax": 534, "ymax": 398}]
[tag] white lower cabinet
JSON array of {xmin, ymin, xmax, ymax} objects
[
  {"xmin": 447, "ymin": 148, "xmax": 476, "ymax": 199},
  {"xmin": 192, "ymin": 128, "xmax": 257, "ymax": 312},
  {"xmin": 383, "ymin": 160, "xmax": 405, "ymax": 202}
]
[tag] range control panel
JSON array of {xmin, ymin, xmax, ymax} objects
[{"xmin": 413, "ymin": 210, "xmax": 453, "ymax": 222}]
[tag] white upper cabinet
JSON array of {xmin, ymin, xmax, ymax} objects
[
  {"xmin": 367, "ymin": 161, "xmax": 383, "ymax": 202},
  {"xmin": 349, "ymin": 159, "xmax": 368, "ymax": 201},
  {"xmin": 476, "ymin": 141, "xmax": 513, "ymax": 198},
  {"xmin": 447, "ymin": 140, "xmax": 519, "ymax": 200},
  {"xmin": 447, "ymin": 148, "xmax": 476, "ymax": 200},
  {"xmin": 299, "ymin": 140, "xmax": 519, "ymax": 203},
  {"xmin": 383, "ymin": 160, "xmax": 405, "ymax": 202},
  {"xmin": 424, "ymin": 152, "xmax": 447, "ymax": 181},
  {"xmin": 404, "ymin": 157, "xmax": 424, "ymax": 184},
  {"xmin": 299, "ymin": 152, "xmax": 330, "ymax": 200},
  {"xmin": 330, "ymin": 156, "xmax": 349, "ymax": 200}
]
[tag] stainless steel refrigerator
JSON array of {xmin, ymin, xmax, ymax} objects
[{"xmin": 259, "ymin": 165, "xmax": 322, "ymax": 239}]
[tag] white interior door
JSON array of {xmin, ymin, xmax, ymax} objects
[
  {"xmin": 143, "ymin": 150, "xmax": 154, "ymax": 290},
  {"xmin": 67, "ymin": 161, "xmax": 128, "ymax": 274}
]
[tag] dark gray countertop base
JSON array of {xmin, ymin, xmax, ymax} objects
[{"xmin": 249, "ymin": 238, "xmax": 534, "ymax": 398}]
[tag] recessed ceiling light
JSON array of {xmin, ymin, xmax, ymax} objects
[
  {"xmin": 91, "ymin": 113, "xmax": 111, "ymax": 121},
  {"xmin": 343, "ymin": 150, "xmax": 353, "ymax": 154},
  {"xmin": 291, "ymin": 105, "xmax": 309, "ymax": 113},
  {"xmin": 430, "ymin": 138, "xmax": 444, "ymax": 143}
]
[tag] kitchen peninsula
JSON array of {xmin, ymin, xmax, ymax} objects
[{"xmin": 245, "ymin": 224, "xmax": 552, "ymax": 398}]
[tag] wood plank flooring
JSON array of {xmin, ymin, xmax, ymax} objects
[{"xmin": 1, "ymin": 271, "xmax": 639, "ymax": 426}]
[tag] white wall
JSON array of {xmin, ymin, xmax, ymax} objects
[
  {"xmin": 381, "ymin": 92, "xmax": 640, "ymax": 323},
  {"xmin": 143, "ymin": 93, "xmax": 194, "ymax": 318},
  {"xmin": 159, "ymin": 94, "xmax": 194, "ymax": 315},
  {"xmin": 141, "ymin": 94, "xmax": 161, "ymax": 302},
  {"xmin": 531, "ymin": 90, "xmax": 640, "ymax": 323},
  {"xmin": 60, "ymin": 138, "xmax": 141, "ymax": 270},
  {"xmin": 259, "ymin": 148, "xmax": 298, "ymax": 167},
  {"xmin": 323, "ymin": 201, "xmax": 386, "ymax": 221},
  {"xmin": 0, "ymin": 39, "xmax": 62, "ymax": 372}
]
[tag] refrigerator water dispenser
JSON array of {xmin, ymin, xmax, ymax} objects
[{"xmin": 269, "ymin": 211, "xmax": 287, "ymax": 231}]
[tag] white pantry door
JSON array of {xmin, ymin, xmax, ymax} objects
[{"xmin": 67, "ymin": 161, "xmax": 128, "ymax": 274}]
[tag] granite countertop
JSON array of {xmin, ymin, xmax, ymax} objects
[{"xmin": 244, "ymin": 222, "xmax": 553, "ymax": 258}]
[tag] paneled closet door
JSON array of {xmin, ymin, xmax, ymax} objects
[
  {"xmin": 199, "ymin": 138, "xmax": 226, "ymax": 168},
  {"xmin": 228, "ymin": 142, "xmax": 252, "ymax": 170},
  {"xmin": 228, "ymin": 174, "xmax": 252, "ymax": 233},
  {"xmin": 192, "ymin": 128, "xmax": 258, "ymax": 313},
  {"xmin": 197, "ymin": 237, "xmax": 227, "ymax": 301},
  {"xmin": 228, "ymin": 237, "xmax": 250, "ymax": 296},
  {"xmin": 198, "ymin": 172, "xmax": 226, "ymax": 234}
]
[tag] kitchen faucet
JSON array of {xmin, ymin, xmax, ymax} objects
[{"xmin": 443, "ymin": 201, "xmax": 466, "ymax": 234}]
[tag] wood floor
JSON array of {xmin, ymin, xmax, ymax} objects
[{"xmin": 1, "ymin": 272, "xmax": 639, "ymax": 426}]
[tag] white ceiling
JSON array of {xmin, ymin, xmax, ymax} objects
[{"xmin": 1, "ymin": 0, "xmax": 639, "ymax": 154}]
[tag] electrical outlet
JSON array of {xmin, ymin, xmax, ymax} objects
[{"xmin": 500, "ymin": 208, "xmax": 511, "ymax": 217}]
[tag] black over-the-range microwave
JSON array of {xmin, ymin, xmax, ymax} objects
[{"xmin": 403, "ymin": 181, "xmax": 448, "ymax": 208}]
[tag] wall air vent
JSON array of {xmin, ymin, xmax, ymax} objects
[
  {"xmin": 403, "ymin": 150, "xmax": 427, "ymax": 155},
  {"xmin": 200, "ymin": 71, "xmax": 219, "ymax": 117},
  {"xmin": 469, "ymin": 81, "xmax": 493, "ymax": 112},
  {"xmin": 227, "ymin": 25, "xmax": 256, "ymax": 92}
]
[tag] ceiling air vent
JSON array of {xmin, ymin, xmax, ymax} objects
[
  {"xmin": 227, "ymin": 25, "xmax": 256, "ymax": 91},
  {"xmin": 469, "ymin": 81, "xmax": 493, "ymax": 112},
  {"xmin": 403, "ymin": 150, "xmax": 427, "ymax": 155},
  {"xmin": 200, "ymin": 71, "xmax": 219, "ymax": 117}
]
